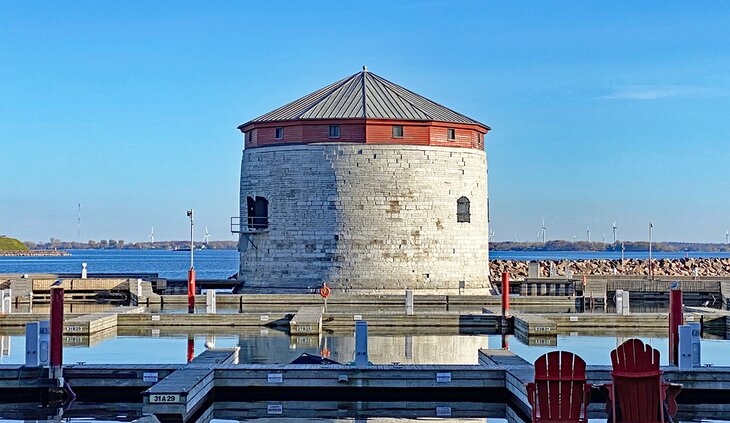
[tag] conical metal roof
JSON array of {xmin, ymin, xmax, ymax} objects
[{"xmin": 239, "ymin": 68, "xmax": 489, "ymax": 130}]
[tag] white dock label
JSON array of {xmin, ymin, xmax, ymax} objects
[
  {"xmin": 354, "ymin": 314, "xmax": 362, "ymax": 320},
  {"xmin": 436, "ymin": 372, "xmax": 452, "ymax": 383},
  {"xmin": 436, "ymin": 406, "xmax": 452, "ymax": 417},
  {"xmin": 151, "ymin": 315, "xmax": 160, "ymax": 321},
  {"xmin": 569, "ymin": 316, "xmax": 578, "ymax": 322},
  {"xmin": 149, "ymin": 394, "xmax": 180, "ymax": 403},
  {"xmin": 267, "ymin": 373, "xmax": 283, "ymax": 383},
  {"xmin": 267, "ymin": 404, "xmax": 283, "ymax": 414},
  {"xmin": 260, "ymin": 315, "xmax": 269, "ymax": 321},
  {"xmin": 143, "ymin": 372, "xmax": 159, "ymax": 383}
]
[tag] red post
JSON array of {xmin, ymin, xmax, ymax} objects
[
  {"xmin": 501, "ymin": 334, "xmax": 509, "ymax": 350},
  {"xmin": 501, "ymin": 272, "xmax": 510, "ymax": 318},
  {"xmin": 187, "ymin": 334, "xmax": 195, "ymax": 363},
  {"xmin": 50, "ymin": 287, "xmax": 64, "ymax": 369},
  {"xmin": 669, "ymin": 288, "xmax": 683, "ymax": 366},
  {"xmin": 187, "ymin": 268, "xmax": 196, "ymax": 314}
]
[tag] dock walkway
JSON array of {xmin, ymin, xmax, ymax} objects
[
  {"xmin": 143, "ymin": 348, "xmax": 239, "ymax": 422},
  {"xmin": 289, "ymin": 306, "xmax": 323, "ymax": 335},
  {"xmin": 63, "ymin": 306, "xmax": 144, "ymax": 336}
]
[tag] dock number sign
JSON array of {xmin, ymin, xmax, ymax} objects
[
  {"xmin": 436, "ymin": 372, "xmax": 452, "ymax": 383},
  {"xmin": 149, "ymin": 394, "xmax": 181, "ymax": 403}
]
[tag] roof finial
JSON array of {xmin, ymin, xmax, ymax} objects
[{"xmin": 362, "ymin": 65, "xmax": 368, "ymax": 72}]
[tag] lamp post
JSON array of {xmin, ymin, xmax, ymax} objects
[
  {"xmin": 648, "ymin": 222, "xmax": 654, "ymax": 280},
  {"xmin": 187, "ymin": 209, "xmax": 196, "ymax": 314}
]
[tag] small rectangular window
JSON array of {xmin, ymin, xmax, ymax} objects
[
  {"xmin": 447, "ymin": 128, "xmax": 456, "ymax": 140},
  {"xmin": 275, "ymin": 127, "xmax": 284, "ymax": 139},
  {"xmin": 392, "ymin": 125, "xmax": 404, "ymax": 138},
  {"xmin": 329, "ymin": 125, "xmax": 340, "ymax": 138}
]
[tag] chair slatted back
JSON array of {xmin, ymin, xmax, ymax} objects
[
  {"xmin": 610, "ymin": 339, "xmax": 664, "ymax": 423},
  {"xmin": 532, "ymin": 351, "xmax": 588, "ymax": 422}
]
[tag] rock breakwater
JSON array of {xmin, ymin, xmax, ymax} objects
[{"xmin": 490, "ymin": 258, "xmax": 730, "ymax": 279}]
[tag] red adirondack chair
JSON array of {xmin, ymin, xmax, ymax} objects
[
  {"xmin": 605, "ymin": 339, "xmax": 682, "ymax": 423},
  {"xmin": 526, "ymin": 351, "xmax": 592, "ymax": 422}
]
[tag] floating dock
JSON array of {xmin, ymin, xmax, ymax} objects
[{"xmin": 2, "ymin": 347, "xmax": 730, "ymax": 422}]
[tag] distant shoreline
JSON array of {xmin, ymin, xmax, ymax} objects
[
  {"xmin": 0, "ymin": 250, "xmax": 70, "ymax": 257},
  {"xmin": 491, "ymin": 240, "xmax": 730, "ymax": 253}
]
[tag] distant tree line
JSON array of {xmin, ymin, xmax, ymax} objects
[
  {"xmin": 491, "ymin": 240, "xmax": 730, "ymax": 252},
  {"xmin": 24, "ymin": 238, "xmax": 238, "ymax": 250}
]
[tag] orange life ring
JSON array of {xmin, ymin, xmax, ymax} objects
[{"xmin": 319, "ymin": 285, "xmax": 331, "ymax": 298}]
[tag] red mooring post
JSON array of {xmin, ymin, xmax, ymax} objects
[
  {"xmin": 50, "ymin": 287, "xmax": 64, "ymax": 372},
  {"xmin": 187, "ymin": 268, "xmax": 196, "ymax": 314},
  {"xmin": 669, "ymin": 288, "xmax": 683, "ymax": 366},
  {"xmin": 501, "ymin": 272, "xmax": 510, "ymax": 318},
  {"xmin": 187, "ymin": 334, "xmax": 195, "ymax": 363}
]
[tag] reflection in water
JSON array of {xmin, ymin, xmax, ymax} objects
[{"xmin": 0, "ymin": 326, "xmax": 729, "ymax": 366}]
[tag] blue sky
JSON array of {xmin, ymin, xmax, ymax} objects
[{"xmin": 1, "ymin": 1, "xmax": 729, "ymax": 243}]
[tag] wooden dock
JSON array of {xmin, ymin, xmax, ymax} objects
[
  {"xmin": 2, "ymin": 347, "xmax": 730, "ymax": 422},
  {"xmin": 289, "ymin": 306, "xmax": 323, "ymax": 335},
  {"xmin": 63, "ymin": 306, "xmax": 144, "ymax": 335},
  {"xmin": 143, "ymin": 348, "xmax": 239, "ymax": 422}
]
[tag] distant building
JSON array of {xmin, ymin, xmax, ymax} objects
[{"xmin": 236, "ymin": 68, "xmax": 491, "ymax": 294}]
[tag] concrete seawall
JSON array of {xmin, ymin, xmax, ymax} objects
[{"xmin": 490, "ymin": 258, "xmax": 730, "ymax": 279}]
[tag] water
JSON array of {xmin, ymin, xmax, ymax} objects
[
  {"xmin": 0, "ymin": 249, "xmax": 239, "ymax": 279},
  {"xmin": 3, "ymin": 250, "xmax": 729, "ymax": 280},
  {"xmin": 1, "ymin": 328, "xmax": 729, "ymax": 366}
]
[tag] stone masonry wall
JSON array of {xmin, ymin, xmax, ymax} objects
[{"xmin": 239, "ymin": 144, "xmax": 490, "ymax": 294}]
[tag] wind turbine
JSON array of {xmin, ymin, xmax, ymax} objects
[
  {"xmin": 147, "ymin": 227, "xmax": 155, "ymax": 244},
  {"xmin": 612, "ymin": 222, "xmax": 618, "ymax": 243},
  {"xmin": 203, "ymin": 227, "xmax": 212, "ymax": 245},
  {"xmin": 573, "ymin": 234, "xmax": 577, "ymax": 242},
  {"xmin": 726, "ymin": 231, "xmax": 729, "ymax": 245},
  {"xmin": 586, "ymin": 227, "xmax": 591, "ymax": 243},
  {"xmin": 541, "ymin": 219, "xmax": 546, "ymax": 243},
  {"xmin": 489, "ymin": 229, "xmax": 495, "ymax": 243}
]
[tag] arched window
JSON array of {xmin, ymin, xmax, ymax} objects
[
  {"xmin": 247, "ymin": 196, "xmax": 269, "ymax": 230},
  {"xmin": 457, "ymin": 196, "xmax": 470, "ymax": 223}
]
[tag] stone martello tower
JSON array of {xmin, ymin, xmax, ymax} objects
[{"xmin": 236, "ymin": 68, "xmax": 491, "ymax": 294}]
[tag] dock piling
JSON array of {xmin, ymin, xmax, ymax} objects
[
  {"xmin": 669, "ymin": 288, "xmax": 683, "ymax": 366},
  {"xmin": 50, "ymin": 287, "xmax": 64, "ymax": 379},
  {"xmin": 405, "ymin": 289, "xmax": 414, "ymax": 315},
  {"xmin": 187, "ymin": 269, "xmax": 196, "ymax": 314},
  {"xmin": 206, "ymin": 290, "xmax": 217, "ymax": 314},
  {"xmin": 501, "ymin": 272, "xmax": 510, "ymax": 319}
]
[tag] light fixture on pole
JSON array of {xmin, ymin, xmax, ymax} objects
[
  {"xmin": 648, "ymin": 222, "xmax": 654, "ymax": 280},
  {"xmin": 187, "ymin": 209, "xmax": 196, "ymax": 314}
]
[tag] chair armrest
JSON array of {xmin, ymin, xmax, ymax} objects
[
  {"xmin": 601, "ymin": 383, "xmax": 614, "ymax": 418},
  {"xmin": 525, "ymin": 382, "xmax": 535, "ymax": 401},
  {"xmin": 662, "ymin": 382, "xmax": 682, "ymax": 417}
]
